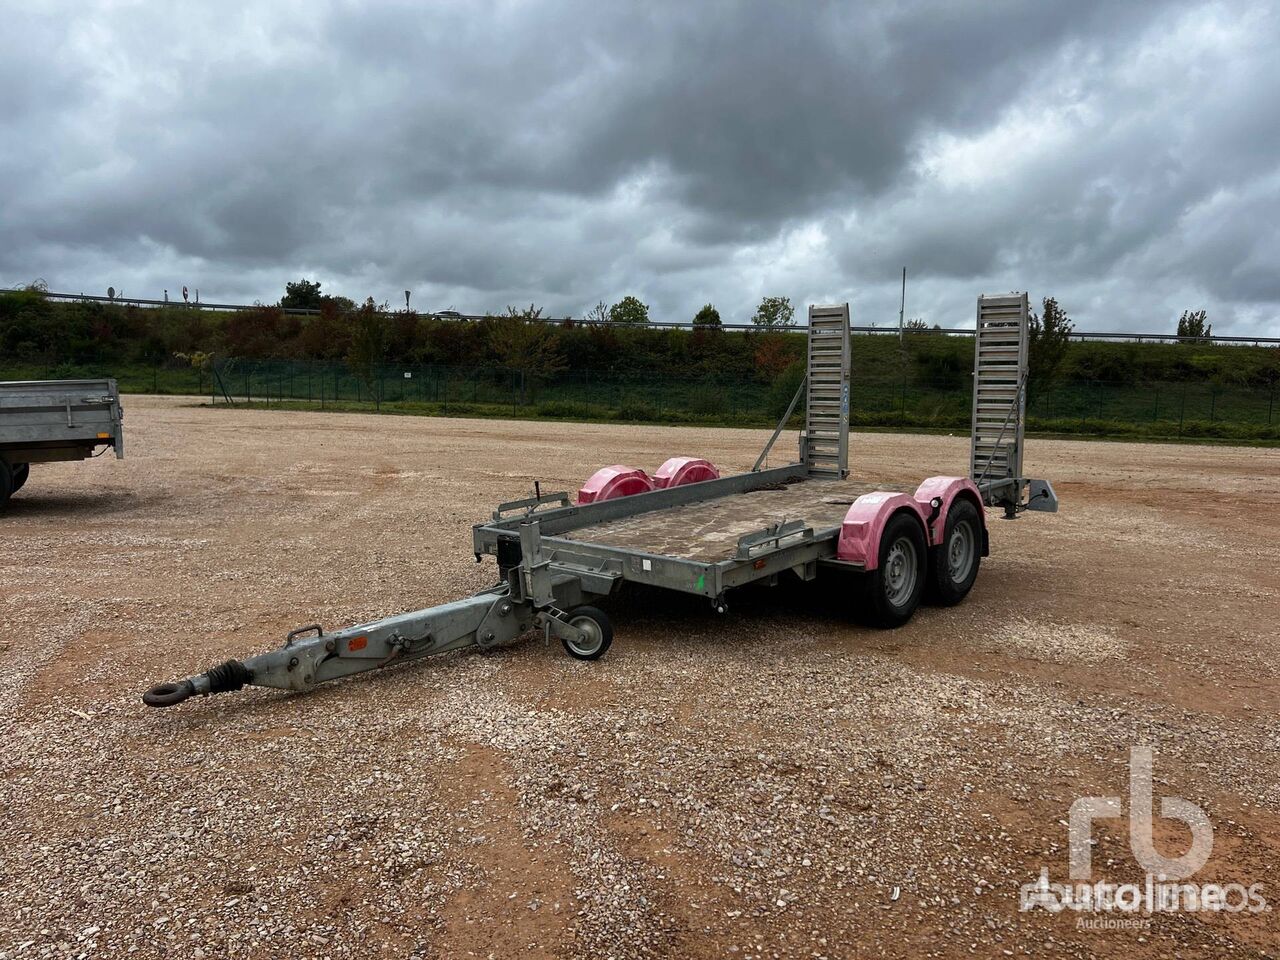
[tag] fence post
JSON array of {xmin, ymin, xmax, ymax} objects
[
  {"xmin": 1269, "ymin": 384, "xmax": 1275, "ymax": 426},
  {"xmin": 1210, "ymin": 386, "xmax": 1217, "ymax": 422}
]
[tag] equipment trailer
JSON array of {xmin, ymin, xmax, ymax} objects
[{"xmin": 142, "ymin": 295, "xmax": 1057, "ymax": 709}]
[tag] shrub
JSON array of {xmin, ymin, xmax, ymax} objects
[{"xmin": 768, "ymin": 360, "xmax": 806, "ymax": 420}]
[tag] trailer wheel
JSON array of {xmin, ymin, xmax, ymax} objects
[
  {"xmin": 561, "ymin": 606, "xmax": 613, "ymax": 661},
  {"xmin": 11, "ymin": 463, "xmax": 29, "ymax": 494},
  {"xmin": 0, "ymin": 460, "xmax": 11, "ymax": 509},
  {"xmin": 927, "ymin": 499, "xmax": 982, "ymax": 606},
  {"xmin": 857, "ymin": 513, "xmax": 926, "ymax": 628}
]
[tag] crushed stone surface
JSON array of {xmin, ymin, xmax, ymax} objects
[{"xmin": 1, "ymin": 397, "xmax": 1278, "ymax": 959}]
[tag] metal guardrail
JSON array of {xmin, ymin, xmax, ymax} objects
[{"xmin": 5, "ymin": 288, "xmax": 1279, "ymax": 346}]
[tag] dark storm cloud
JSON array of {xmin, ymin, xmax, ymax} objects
[{"xmin": 1, "ymin": 0, "xmax": 1277, "ymax": 335}]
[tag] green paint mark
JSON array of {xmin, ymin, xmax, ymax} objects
[{"xmin": 696, "ymin": 573, "xmax": 705, "ymax": 592}]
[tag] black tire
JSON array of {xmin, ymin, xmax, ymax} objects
[
  {"xmin": 0, "ymin": 460, "xmax": 11, "ymax": 509},
  {"xmin": 926, "ymin": 499, "xmax": 982, "ymax": 606},
  {"xmin": 561, "ymin": 605, "xmax": 613, "ymax": 661},
  {"xmin": 11, "ymin": 463, "xmax": 29, "ymax": 494},
  {"xmin": 855, "ymin": 512, "xmax": 927, "ymax": 628}
]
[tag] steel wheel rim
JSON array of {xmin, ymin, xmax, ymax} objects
[
  {"xmin": 948, "ymin": 520, "xmax": 976, "ymax": 582},
  {"xmin": 883, "ymin": 536, "xmax": 918, "ymax": 607},
  {"xmin": 567, "ymin": 616, "xmax": 603, "ymax": 657}
]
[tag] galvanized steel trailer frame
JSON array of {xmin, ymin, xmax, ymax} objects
[
  {"xmin": 474, "ymin": 462, "xmax": 829, "ymax": 610},
  {"xmin": 142, "ymin": 297, "xmax": 1056, "ymax": 709},
  {"xmin": 0, "ymin": 379, "xmax": 124, "ymax": 508}
]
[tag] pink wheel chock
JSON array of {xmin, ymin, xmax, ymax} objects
[
  {"xmin": 653, "ymin": 457, "xmax": 720, "ymax": 489},
  {"xmin": 577, "ymin": 465, "xmax": 655, "ymax": 504}
]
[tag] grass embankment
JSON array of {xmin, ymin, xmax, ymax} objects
[
  {"xmin": 171, "ymin": 395, "xmax": 1277, "ymax": 447},
  {"xmin": 4, "ymin": 335, "xmax": 1278, "ymax": 446}
]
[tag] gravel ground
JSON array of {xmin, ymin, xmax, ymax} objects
[{"xmin": 1, "ymin": 396, "xmax": 1277, "ymax": 959}]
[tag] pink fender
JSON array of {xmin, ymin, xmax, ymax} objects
[
  {"xmin": 836, "ymin": 492, "xmax": 929, "ymax": 569},
  {"xmin": 577, "ymin": 465, "xmax": 655, "ymax": 504},
  {"xmin": 912, "ymin": 476, "xmax": 986, "ymax": 547},
  {"xmin": 653, "ymin": 457, "xmax": 720, "ymax": 489}
]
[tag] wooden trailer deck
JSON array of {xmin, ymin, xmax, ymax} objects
[{"xmin": 560, "ymin": 478, "xmax": 906, "ymax": 563}]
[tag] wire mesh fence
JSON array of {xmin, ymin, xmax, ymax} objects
[
  {"xmin": 211, "ymin": 359, "xmax": 785, "ymax": 423},
  {"xmin": 199, "ymin": 357, "xmax": 1279, "ymax": 439},
  {"xmin": 2, "ymin": 354, "xmax": 1274, "ymax": 439}
]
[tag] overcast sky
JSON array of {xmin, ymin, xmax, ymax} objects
[{"xmin": 3, "ymin": 1, "xmax": 1278, "ymax": 335}]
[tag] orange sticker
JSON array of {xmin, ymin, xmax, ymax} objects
[
  {"xmin": 348, "ymin": 636, "xmax": 368, "ymax": 652},
  {"xmin": 97, "ymin": 432, "xmax": 111, "ymax": 439}
]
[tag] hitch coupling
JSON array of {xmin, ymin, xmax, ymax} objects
[{"xmin": 142, "ymin": 659, "xmax": 253, "ymax": 708}]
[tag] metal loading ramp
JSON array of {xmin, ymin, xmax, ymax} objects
[
  {"xmin": 804, "ymin": 303, "xmax": 851, "ymax": 479},
  {"xmin": 971, "ymin": 293, "xmax": 1029, "ymax": 514}
]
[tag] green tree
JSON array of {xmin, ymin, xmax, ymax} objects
[
  {"xmin": 347, "ymin": 298, "xmax": 390, "ymax": 409},
  {"xmin": 608, "ymin": 295, "xmax": 649, "ymax": 325},
  {"xmin": 904, "ymin": 317, "xmax": 929, "ymax": 331},
  {"xmin": 1177, "ymin": 309, "xmax": 1212, "ymax": 343},
  {"xmin": 693, "ymin": 303, "xmax": 721, "ymax": 327},
  {"xmin": 751, "ymin": 296, "xmax": 796, "ymax": 328},
  {"xmin": 281, "ymin": 279, "xmax": 354, "ymax": 313},
  {"xmin": 584, "ymin": 301, "xmax": 609, "ymax": 326},
  {"xmin": 1028, "ymin": 296, "xmax": 1074, "ymax": 404},
  {"xmin": 486, "ymin": 304, "xmax": 566, "ymax": 403},
  {"xmin": 281, "ymin": 279, "xmax": 323, "ymax": 310},
  {"xmin": 0, "ymin": 282, "xmax": 55, "ymax": 360}
]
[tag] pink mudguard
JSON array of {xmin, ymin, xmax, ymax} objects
[
  {"xmin": 577, "ymin": 465, "xmax": 655, "ymax": 504},
  {"xmin": 912, "ymin": 476, "xmax": 985, "ymax": 546},
  {"xmin": 836, "ymin": 477, "xmax": 984, "ymax": 569},
  {"xmin": 652, "ymin": 457, "xmax": 720, "ymax": 489}
]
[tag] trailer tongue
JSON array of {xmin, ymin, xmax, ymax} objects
[
  {"xmin": 142, "ymin": 587, "xmax": 604, "ymax": 707},
  {"xmin": 143, "ymin": 295, "xmax": 1056, "ymax": 709}
]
